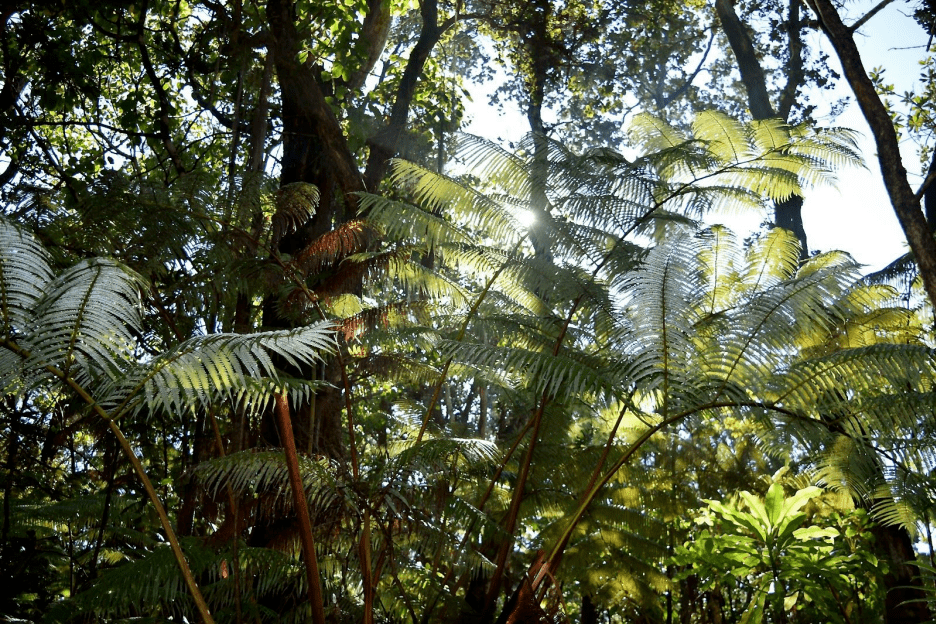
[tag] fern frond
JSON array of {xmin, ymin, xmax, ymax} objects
[
  {"xmin": 337, "ymin": 300, "xmax": 433, "ymax": 342},
  {"xmin": 29, "ymin": 258, "xmax": 145, "ymax": 386},
  {"xmin": 387, "ymin": 436, "xmax": 500, "ymax": 473},
  {"xmin": 271, "ymin": 182, "xmax": 319, "ymax": 249},
  {"xmin": 388, "ymin": 160, "xmax": 526, "ymax": 243},
  {"xmin": 104, "ymin": 321, "xmax": 336, "ymax": 418},
  {"xmin": 289, "ymin": 219, "xmax": 377, "ymax": 277},
  {"xmin": 0, "ymin": 216, "xmax": 54, "ymax": 338},
  {"xmin": 692, "ymin": 111, "xmax": 755, "ymax": 164},
  {"xmin": 195, "ymin": 450, "xmax": 341, "ymax": 512},
  {"xmin": 451, "ymin": 133, "xmax": 533, "ymax": 195}
]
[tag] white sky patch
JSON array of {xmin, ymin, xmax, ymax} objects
[{"xmin": 514, "ymin": 208, "xmax": 535, "ymax": 228}]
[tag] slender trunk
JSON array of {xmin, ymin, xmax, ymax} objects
[
  {"xmin": 362, "ymin": 0, "xmax": 450, "ymax": 191},
  {"xmin": 714, "ymin": 0, "xmax": 808, "ymax": 258},
  {"xmin": 581, "ymin": 593, "xmax": 599, "ymax": 624},
  {"xmin": 478, "ymin": 386, "xmax": 488, "ymax": 438},
  {"xmin": 274, "ymin": 394, "xmax": 326, "ymax": 624},
  {"xmin": 805, "ymin": 0, "xmax": 936, "ymax": 317},
  {"xmin": 524, "ymin": 3, "xmax": 554, "ymax": 263},
  {"xmin": 1, "ymin": 400, "xmax": 19, "ymax": 560},
  {"xmin": 713, "ymin": 0, "xmax": 775, "ymax": 120},
  {"xmin": 263, "ymin": 0, "xmax": 365, "ymax": 460}
]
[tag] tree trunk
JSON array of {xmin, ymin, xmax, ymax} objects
[
  {"xmin": 870, "ymin": 522, "xmax": 932, "ymax": 623},
  {"xmin": 714, "ymin": 0, "xmax": 808, "ymax": 258},
  {"xmin": 362, "ymin": 0, "xmax": 450, "ymax": 192},
  {"xmin": 261, "ymin": 0, "xmax": 371, "ymax": 460},
  {"xmin": 581, "ymin": 593, "xmax": 599, "ymax": 624},
  {"xmin": 804, "ymin": 0, "xmax": 936, "ymax": 316},
  {"xmin": 925, "ymin": 149, "xmax": 936, "ymax": 230},
  {"xmin": 267, "ymin": 0, "xmax": 365, "ymax": 228},
  {"xmin": 524, "ymin": 0, "xmax": 555, "ymax": 264}
]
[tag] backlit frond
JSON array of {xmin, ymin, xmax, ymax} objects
[
  {"xmin": 104, "ymin": 322, "xmax": 336, "ymax": 418},
  {"xmin": 0, "ymin": 216, "xmax": 53, "ymax": 337},
  {"xmin": 271, "ymin": 181, "xmax": 319, "ymax": 249}
]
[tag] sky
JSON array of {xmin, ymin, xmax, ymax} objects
[
  {"xmin": 464, "ymin": 1, "xmax": 931, "ymax": 273},
  {"xmin": 802, "ymin": 1, "xmax": 929, "ymax": 272}
]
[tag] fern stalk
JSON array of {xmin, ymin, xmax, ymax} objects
[
  {"xmin": 274, "ymin": 393, "xmax": 327, "ymax": 624},
  {"xmin": 482, "ymin": 291, "xmax": 581, "ymax": 618},
  {"xmin": 544, "ymin": 400, "xmax": 802, "ymax": 573},
  {"xmin": 273, "ymin": 236, "xmax": 373, "ymax": 622},
  {"xmin": 206, "ymin": 408, "xmax": 245, "ymax": 622},
  {"xmin": 424, "ymin": 414, "xmax": 538, "ymax": 620},
  {"xmin": 0, "ymin": 337, "xmax": 216, "ymax": 623}
]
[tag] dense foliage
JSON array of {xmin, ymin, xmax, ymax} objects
[{"xmin": 4, "ymin": 2, "xmax": 936, "ymax": 623}]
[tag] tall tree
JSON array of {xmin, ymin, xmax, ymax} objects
[{"xmin": 712, "ymin": 0, "xmax": 841, "ymax": 257}]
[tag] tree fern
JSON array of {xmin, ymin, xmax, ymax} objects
[{"xmin": 0, "ymin": 215, "xmax": 337, "ymax": 623}]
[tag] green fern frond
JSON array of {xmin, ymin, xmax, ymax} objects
[
  {"xmin": 742, "ymin": 228, "xmax": 802, "ymax": 292},
  {"xmin": 336, "ymin": 300, "xmax": 434, "ymax": 342},
  {"xmin": 0, "ymin": 216, "xmax": 54, "ymax": 338},
  {"xmin": 353, "ymin": 352, "xmax": 442, "ymax": 385},
  {"xmin": 692, "ymin": 111, "xmax": 755, "ymax": 164},
  {"xmin": 13, "ymin": 493, "xmax": 141, "ymax": 535},
  {"xmin": 359, "ymin": 193, "xmax": 474, "ymax": 251},
  {"xmin": 388, "ymin": 160, "xmax": 525, "ymax": 244},
  {"xmin": 629, "ymin": 112, "xmax": 692, "ymax": 152},
  {"xmin": 195, "ymin": 450, "xmax": 341, "ymax": 511},
  {"xmin": 271, "ymin": 182, "xmax": 320, "ymax": 249},
  {"xmin": 103, "ymin": 321, "xmax": 335, "ymax": 418},
  {"xmin": 387, "ymin": 436, "xmax": 500, "ymax": 473},
  {"xmin": 451, "ymin": 133, "xmax": 534, "ymax": 195},
  {"xmin": 437, "ymin": 340, "xmax": 612, "ymax": 402},
  {"xmin": 30, "ymin": 258, "xmax": 145, "ymax": 385}
]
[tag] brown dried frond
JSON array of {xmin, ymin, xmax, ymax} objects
[
  {"xmin": 291, "ymin": 219, "xmax": 378, "ymax": 277},
  {"xmin": 271, "ymin": 182, "xmax": 320, "ymax": 250},
  {"xmin": 313, "ymin": 247, "xmax": 409, "ymax": 301},
  {"xmin": 502, "ymin": 552, "xmax": 568, "ymax": 624},
  {"xmin": 504, "ymin": 577, "xmax": 551, "ymax": 624}
]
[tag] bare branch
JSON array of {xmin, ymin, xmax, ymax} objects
[{"xmin": 849, "ymin": 0, "xmax": 898, "ymax": 33}]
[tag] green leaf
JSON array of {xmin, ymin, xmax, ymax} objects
[
  {"xmin": 792, "ymin": 526, "xmax": 839, "ymax": 541},
  {"xmin": 764, "ymin": 483, "xmax": 785, "ymax": 527}
]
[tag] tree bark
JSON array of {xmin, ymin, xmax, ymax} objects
[
  {"xmin": 804, "ymin": 0, "xmax": 936, "ymax": 309},
  {"xmin": 267, "ymin": 0, "xmax": 365, "ymax": 224},
  {"xmin": 525, "ymin": 6, "xmax": 555, "ymax": 263},
  {"xmin": 870, "ymin": 522, "xmax": 933, "ymax": 623},
  {"xmin": 581, "ymin": 593, "xmax": 599, "ymax": 624},
  {"xmin": 713, "ymin": 0, "xmax": 775, "ymax": 120},
  {"xmin": 925, "ymin": 149, "xmax": 936, "ymax": 230}
]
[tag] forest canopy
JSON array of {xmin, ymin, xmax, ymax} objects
[{"xmin": 3, "ymin": 1, "xmax": 936, "ymax": 623}]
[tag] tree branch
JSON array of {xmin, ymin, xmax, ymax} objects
[
  {"xmin": 848, "ymin": 0, "xmax": 898, "ymax": 33},
  {"xmin": 362, "ymin": 0, "xmax": 453, "ymax": 191},
  {"xmin": 135, "ymin": 1, "xmax": 185, "ymax": 174}
]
